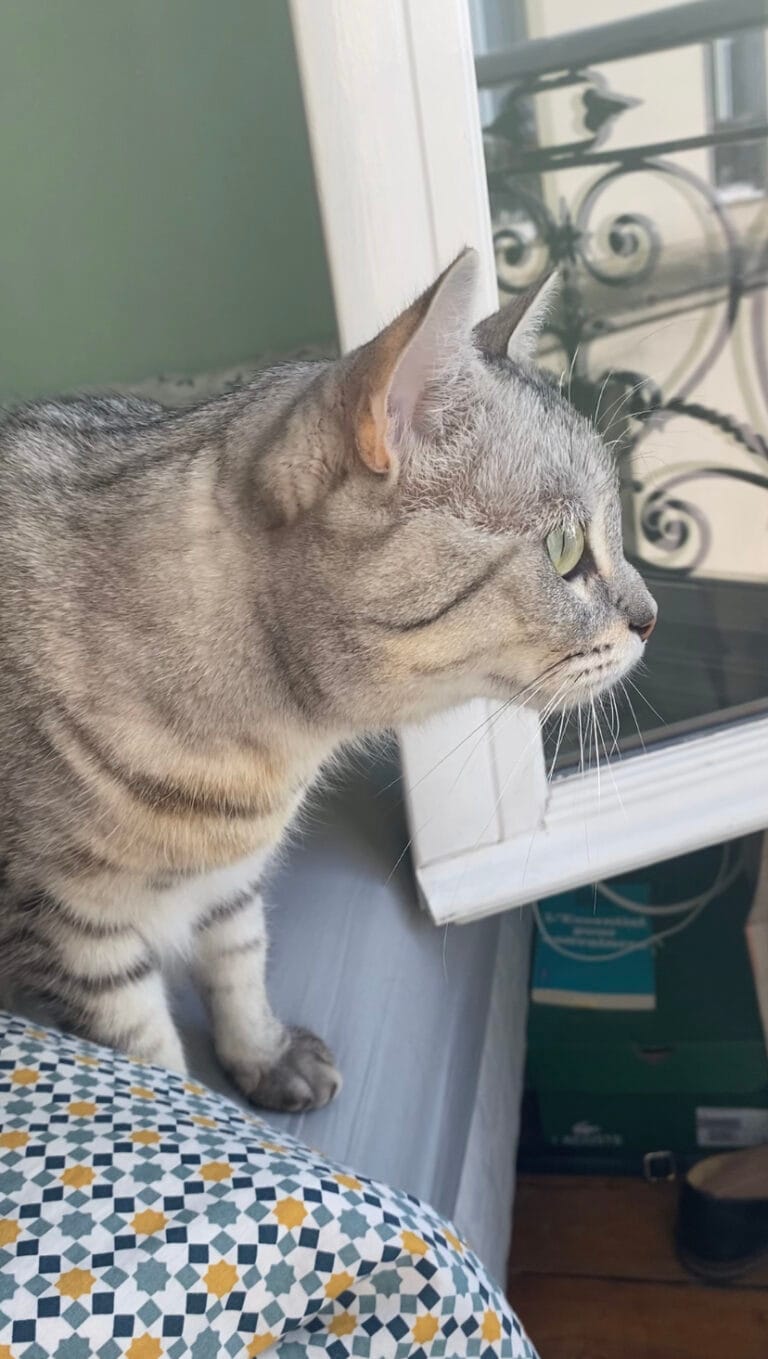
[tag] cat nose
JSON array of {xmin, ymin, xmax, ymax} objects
[{"xmin": 629, "ymin": 614, "xmax": 656, "ymax": 643}]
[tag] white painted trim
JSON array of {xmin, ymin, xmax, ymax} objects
[
  {"xmin": 289, "ymin": 0, "xmax": 435, "ymax": 350},
  {"xmin": 289, "ymin": 0, "xmax": 497, "ymax": 338},
  {"xmin": 454, "ymin": 903, "xmax": 532, "ymax": 1281},
  {"xmin": 290, "ymin": 0, "xmax": 546, "ymax": 864},
  {"xmin": 418, "ymin": 714, "xmax": 768, "ymax": 923},
  {"xmin": 398, "ymin": 702, "xmax": 502, "ymax": 868}
]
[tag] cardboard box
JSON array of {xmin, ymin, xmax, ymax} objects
[{"xmin": 523, "ymin": 837, "xmax": 768, "ymax": 1172}]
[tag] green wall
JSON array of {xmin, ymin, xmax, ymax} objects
[{"xmin": 0, "ymin": 0, "xmax": 336, "ymax": 402}]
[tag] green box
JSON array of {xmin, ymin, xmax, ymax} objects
[
  {"xmin": 533, "ymin": 1090, "xmax": 768, "ymax": 1160},
  {"xmin": 523, "ymin": 840, "xmax": 768, "ymax": 1168}
]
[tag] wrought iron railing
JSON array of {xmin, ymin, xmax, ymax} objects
[{"xmin": 476, "ymin": 0, "xmax": 768, "ymax": 578}]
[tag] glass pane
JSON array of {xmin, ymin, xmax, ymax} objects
[{"xmin": 470, "ymin": 0, "xmax": 768, "ymax": 771}]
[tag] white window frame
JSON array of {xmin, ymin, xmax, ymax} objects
[{"xmin": 289, "ymin": 0, "xmax": 768, "ymax": 925}]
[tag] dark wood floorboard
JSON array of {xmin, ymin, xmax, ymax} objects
[{"xmin": 508, "ymin": 1174, "xmax": 768, "ymax": 1358}]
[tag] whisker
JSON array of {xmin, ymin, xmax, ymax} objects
[
  {"xmin": 444, "ymin": 661, "xmax": 578, "ymax": 798},
  {"xmin": 383, "ymin": 656, "xmax": 577, "ymax": 883},
  {"xmin": 517, "ymin": 679, "xmax": 580, "ymax": 890},
  {"xmin": 566, "ymin": 344, "xmax": 581, "ymax": 408},
  {"xmin": 593, "ymin": 369, "xmax": 614, "ymax": 431},
  {"xmin": 446, "ymin": 675, "xmax": 577, "ymax": 912},
  {"xmin": 598, "ymin": 375, "xmax": 654, "ymax": 430},
  {"xmin": 606, "ymin": 688, "xmax": 623, "ymax": 760},
  {"xmin": 623, "ymin": 674, "xmax": 666, "ymax": 726},
  {"xmin": 467, "ymin": 676, "xmax": 575, "ymax": 857},
  {"xmin": 619, "ymin": 679, "xmax": 647, "ymax": 753},
  {"xmin": 375, "ymin": 702, "xmax": 508, "ymax": 800},
  {"xmin": 377, "ymin": 654, "xmax": 573, "ymax": 802},
  {"xmin": 547, "ymin": 707, "xmax": 569, "ymax": 784},
  {"xmin": 590, "ymin": 696, "xmax": 602, "ymax": 807},
  {"xmin": 596, "ymin": 694, "xmax": 625, "ymax": 813}
]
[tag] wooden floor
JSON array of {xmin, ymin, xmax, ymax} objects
[{"xmin": 508, "ymin": 1174, "xmax": 768, "ymax": 1359}]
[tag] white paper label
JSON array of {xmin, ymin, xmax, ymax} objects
[{"xmin": 696, "ymin": 1106, "xmax": 768, "ymax": 1148}]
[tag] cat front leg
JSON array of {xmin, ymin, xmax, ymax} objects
[
  {"xmin": 13, "ymin": 891, "xmax": 187, "ymax": 1072},
  {"xmin": 193, "ymin": 888, "xmax": 341, "ymax": 1111}
]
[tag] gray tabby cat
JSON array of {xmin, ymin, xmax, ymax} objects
[{"xmin": 0, "ymin": 249, "xmax": 656, "ymax": 1110}]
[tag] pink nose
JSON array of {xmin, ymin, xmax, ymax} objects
[{"xmin": 631, "ymin": 615, "xmax": 656, "ymax": 643}]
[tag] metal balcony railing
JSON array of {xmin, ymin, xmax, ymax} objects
[{"xmin": 474, "ymin": 0, "xmax": 768, "ymax": 581}]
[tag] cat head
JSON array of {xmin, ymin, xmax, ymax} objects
[{"xmin": 246, "ymin": 249, "xmax": 657, "ymax": 729}]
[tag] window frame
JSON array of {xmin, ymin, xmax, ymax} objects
[{"xmin": 289, "ymin": 0, "xmax": 768, "ymax": 925}]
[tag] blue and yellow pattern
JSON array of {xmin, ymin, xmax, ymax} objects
[{"xmin": 0, "ymin": 1013, "xmax": 537, "ymax": 1358}]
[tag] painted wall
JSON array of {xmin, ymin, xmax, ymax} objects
[{"xmin": 0, "ymin": 0, "xmax": 336, "ymax": 402}]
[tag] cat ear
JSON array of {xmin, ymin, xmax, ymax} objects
[
  {"xmin": 473, "ymin": 271, "xmax": 559, "ymax": 363},
  {"xmin": 346, "ymin": 247, "xmax": 479, "ymax": 475}
]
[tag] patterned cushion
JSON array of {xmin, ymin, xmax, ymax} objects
[{"xmin": 0, "ymin": 1013, "xmax": 537, "ymax": 1358}]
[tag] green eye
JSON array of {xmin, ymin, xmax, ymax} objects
[{"xmin": 546, "ymin": 524, "xmax": 586, "ymax": 576}]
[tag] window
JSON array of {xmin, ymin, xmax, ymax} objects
[{"xmin": 708, "ymin": 30, "xmax": 768, "ymax": 197}]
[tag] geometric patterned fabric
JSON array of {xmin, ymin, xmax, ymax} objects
[{"xmin": 0, "ymin": 1012, "xmax": 538, "ymax": 1358}]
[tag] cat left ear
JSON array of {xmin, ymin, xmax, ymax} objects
[
  {"xmin": 473, "ymin": 271, "xmax": 559, "ymax": 363},
  {"xmin": 346, "ymin": 248, "xmax": 479, "ymax": 476}
]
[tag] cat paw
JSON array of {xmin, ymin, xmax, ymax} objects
[{"xmin": 234, "ymin": 1027, "xmax": 342, "ymax": 1112}]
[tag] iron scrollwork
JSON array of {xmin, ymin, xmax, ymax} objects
[{"xmin": 480, "ymin": 31, "xmax": 768, "ymax": 575}]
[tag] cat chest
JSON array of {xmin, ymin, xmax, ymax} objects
[
  {"xmin": 47, "ymin": 848, "xmax": 273, "ymax": 959},
  {"xmin": 141, "ymin": 849, "xmax": 271, "ymax": 956}
]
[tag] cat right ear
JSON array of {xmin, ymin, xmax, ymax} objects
[
  {"xmin": 344, "ymin": 248, "xmax": 480, "ymax": 477},
  {"xmin": 246, "ymin": 251, "xmax": 479, "ymax": 526},
  {"xmin": 473, "ymin": 271, "xmax": 559, "ymax": 363}
]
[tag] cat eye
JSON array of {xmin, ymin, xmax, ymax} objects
[{"xmin": 546, "ymin": 525, "xmax": 586, "ymax": 577}]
